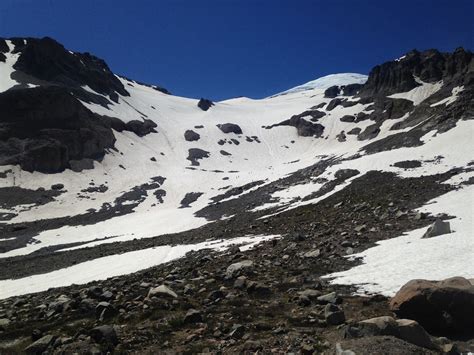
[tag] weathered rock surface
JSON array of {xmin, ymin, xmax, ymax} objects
[{"xmin": 389, "ymin": 277, "xmax": 474, "ymax": 334}]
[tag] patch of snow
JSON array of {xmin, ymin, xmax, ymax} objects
[
  {"xmin": 324, "ymin": 185, "xmax": 474, "ymax": 296},
  {"xmin": 0, "ymin": 40, "xmax": 21, "ymax": 93},
  {"xmin": 0, "ymin": 234, "xmax": 280, "ymax": 299},
  {"xmin": 389, "ymin": 78, "xmax": 443, "ymax": 106}
]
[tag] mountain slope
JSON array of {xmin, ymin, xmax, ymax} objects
[
  {"xmin": 0, "ymin": 36, "xmax": 473, "ymax": 354},
  {"xmin": 0, "ymin": 37, "xmax": 472, "ymax": 290}
]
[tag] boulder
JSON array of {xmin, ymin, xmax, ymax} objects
[
  {"xmin": 148, "ymin": 285, "xmax": 178, "ymax": 299},
  {"xmin": 226, "ymin": 260, "xmax": 253, "ymax": 278},
  {"xmin": 389, "ymin": 277, "xmax": 474, "ymax": 334},
  {"xmin": 184, "ymin": 129, "xmax": 200, "ymax": 142},
  {"xmin": 351, "ymin": 316, "xmax": 437, "ymax": 350},
  {"xmin": 217, "ymin": 123, "xmax": 243, "ymax": 134},
  {"xmin": 197, "ymin": 98, "xmax": 214, "ymax": 111},
  {"xmin": 422, "ymin": 219, "xmax": 451, "ymax": 238},
  {"xmin": 324, "ymin": 85, "xmax": 341, "ymax": 98},
  {"xmin": 317, "ymin": 292, "xmax": 341, "ymax": 304},
  {"xmin": 358, "ymin": 316, "xmax": 399, "ymax": 336},
  {"xmin": 0, "ymin": 318, "xmax": 10, "ymax": 330},
  {"xmin": 24, "ymin": 334, "xmax": 55, "ymax": 354},
  {"xmin": 184, "ymin": 309, "xmax": 203, "ymax": 323},
  {"xmin": 396, "ymin": 319, "xmax": 437, "ymax": 350},
  {"xmin": 95, "ymin": 301, "xmax": 118, "ymax": 320},
  {"xmin": 324, "ymin": 303, "xmax": 345, "ymax": 325},
  {"xmin": 90, "ymin": 325, "xmax": 118, "ymax": 345}
]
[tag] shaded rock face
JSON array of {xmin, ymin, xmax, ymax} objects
[
  {"xmin": 0, "ymin": 87, "xmax": 117, "ymax": 173},
  {"xmin": 10, "ymin": 37, "xmax": 129, "ymax": 101},
  {"xmin": 359, "ymin": 48, "xmax": 473, "ymax": 97},
  {"xmin": 123, "ymin": 119, "xmax": 157, "ymax": 137},
  {"xmin": 197, "ymin": 98, "xmax": 214, "ymax": 111},
  {"xmin": 389, "ymin": 277, "xmax": 474, "ymax": 335},
  {"xmin": 324, "ymin": 84, "xmax": 363, "ymax": 98}
]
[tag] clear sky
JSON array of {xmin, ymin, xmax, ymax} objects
[{"xmin": 0, "ymin": 0, "xmax": 472, "ymax": 100}]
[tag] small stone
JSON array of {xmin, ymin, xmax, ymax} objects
[
  {"xmin": 229, "ymin": 324, "xmax": 245, "ymax": 339},
  {"xmin": 317, "ymin": 292, "xmax": 341, "ymax": 304},
  {"xmin": 303, "ymin": 249, "xmax": 321, "ymax": 258}
]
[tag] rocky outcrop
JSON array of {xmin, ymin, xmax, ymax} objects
[
  {"xmin": 184, "ymin": 130, "xmax": 200, "ymax": 142},
  {"xmin": 187, "ymin": 148, "xmax": 210, "ymax": 166},
  {"xmin": 197, "ymin": 98, "xmax": 214, "ymax": 111},
  {"xmin": 389, "ymin": 277, "xmax": 474, "ymax": 334},
  {"xmin": 9, "ymin": 37, "xmax": 129, "ymax": 101},
  {"xmin": 359, "ymin": 48, "xmax": 473, "ymax": 97},
  {"xmin": 217, "ymin": 123, "xmax": 243, "ymax": 134},
  {"xmin": 0, "ymin": 87, "xmax": 117, "ymax": 173},
  {"xmin": 324, "ymin": 83, "xmax": 364, "ymax": 98},
  {"xmin": 266, "ymin": 116, "xmax": 324, "ymax": 138},
  {"xmin": 0, "ymin": 86, "xmax": 156, "ymax": 173}
]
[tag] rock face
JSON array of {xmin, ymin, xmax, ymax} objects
[
  {"xmin": 389, "ymin": 277, "xmax": 474, "ymax": 334},
  {"xmin": 197, "ymin": 98, "xmax": 214, "ymax": 111},
  {"xmin": 359, "ymin": 48, "xmax": 473, "ymax": 97},
  {"xmin": 0, "ymin": 87, "xmax": 116, "ymax": 173},
  {"xmin": 324, "ymin": 83, "xmax": 363, "ymax": 98},
  {"xmin": 11, "ymin": 36, "xmax": 129, "ymax": 101}
]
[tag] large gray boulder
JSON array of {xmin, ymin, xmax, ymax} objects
[{"xmin": 422, "ymin": 219, "xmax": 451, "ymax": 238}]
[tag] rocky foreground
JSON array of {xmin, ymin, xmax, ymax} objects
[{"xmin": 1, "ymin": 171, "xmax": 473, "ymax": 354}]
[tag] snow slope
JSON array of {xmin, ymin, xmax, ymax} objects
[
  {"xmin": 325, "ymin": 185, "xmax": 474, "ymax": 296},
  {"xmin": 271, "ymin": 73, "xmax": 368, "ymax": 97}
]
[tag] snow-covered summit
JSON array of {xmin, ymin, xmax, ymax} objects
[{"xmin": 272, "ymin": 73, "xmax": 368, "ymax": 97}]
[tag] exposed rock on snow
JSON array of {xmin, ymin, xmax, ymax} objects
[
  {"xmin": 184, "ymin": 129, "xmax": 200, "ymax": 142},
  {"xmin": 422, "ymin": 219, "xmax": 451, "ymax": 238},
  {"xmin": 186, "ymin": 148, "xmax": 210, "ymax": 166},
  {"xmin": 217, "ymin": 123, "xmax": 243, "ymax": 134},
  {"xmin": 197, "ymin": 98, "xmax": 214, "ymax": 111}
]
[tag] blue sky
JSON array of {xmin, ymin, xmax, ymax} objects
[{"xmin": 0, "ymin": 0, "xmax": 472, "ymax": 100}]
